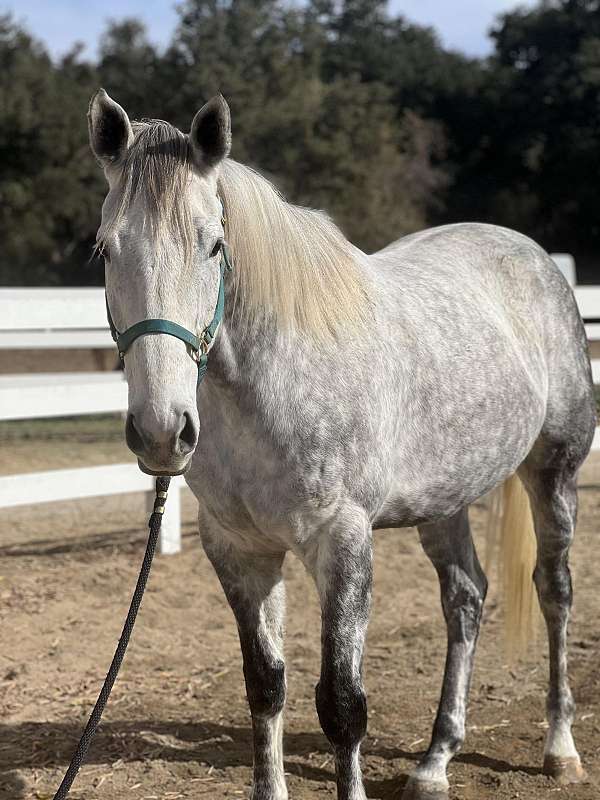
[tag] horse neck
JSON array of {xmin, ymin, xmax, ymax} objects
[{"xmin": 211, "ymin": 295, "xmax": 292, "ymax": 387}]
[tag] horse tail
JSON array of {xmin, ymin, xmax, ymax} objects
[{"xmin": 485, "ymin": 474, "xmax": 539, "ymax": 658}]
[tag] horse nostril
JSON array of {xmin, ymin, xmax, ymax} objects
[
  {"xmin": 125, "ymin": 414, "xmax": 146, "ymax": 455},
  {"xmin": 126, "ymin": 411, "xmax": 196, "ymax": 462},
  {"xmin": 177, "ymin": 411, "xmax": 198, "ymax": 456}
]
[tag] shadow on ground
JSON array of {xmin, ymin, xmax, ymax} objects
[
  {"xmin": 0, "ymin": 719, "xmax": 542, "ymax": 799},
  {"xmin": 0, "ymin": 523, "xmax": 198, "ymax": 558}
]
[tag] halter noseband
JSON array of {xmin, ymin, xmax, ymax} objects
[{"xmin": 105, "ymin": 210, "xmax": 233, "ymax": 385}]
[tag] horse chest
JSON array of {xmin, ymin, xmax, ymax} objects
[{"xmin": 187, "ymin": 390, "xmax": 391, "ymax": 547}]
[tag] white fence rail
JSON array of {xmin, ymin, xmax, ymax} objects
[
  {"xmin": 0, "ymin": 465, "xmax": 185, "ymax": 554},
  {"xmin": 0, "ymin": 288, "xmax": 109, "ymax": 343},
  {"xmin": 0, "ymin": 288, "xmax": 185, "ymax": 554},
  {"xmin": 0, "ymin": 372, "xmax": 127, "ymax": 421},
  {"xmin": 0, "ymin": 268, "xmax": 599, "ymax": 551}
]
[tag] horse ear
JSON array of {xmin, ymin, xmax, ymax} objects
[
  {"xmin": 88, "ymin": 88, "xmax": 133, "ymax": 167},
  {"xmin": 189, "ymin": 95, "xmax": 231, "ymax": 169}
]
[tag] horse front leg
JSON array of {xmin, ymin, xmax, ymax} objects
[
  {"xmin": 404, "ymin": 507, "xmax": 487, "ymax": 800},
  {"xmin": 200, "ymin": 520, "xmax": 288, "ymax": 800},
  {"xmin": 304, "ymin": 509, "xmax": 373, "ymax": 800}
]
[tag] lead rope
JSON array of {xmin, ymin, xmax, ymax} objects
[{"xmin": 52, "ymin": 476, "xmax": 171, "ymax": 800}]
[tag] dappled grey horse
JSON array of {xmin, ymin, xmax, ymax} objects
[{"xmin": 88, "ymin": 89, "xmax": 596, "ymax": 800}]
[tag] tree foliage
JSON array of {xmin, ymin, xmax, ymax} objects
[
  {"xmin": 1, "ymin": 1, "xmax": 600, "ymax": 285},
  {"xmin": 0, "ymin": 17, "xmax": 102, "ymax": 284}
]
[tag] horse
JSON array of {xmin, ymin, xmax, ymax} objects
[{"xmin": 87, "ymin": 89, "xmax": 597, "ymax": 800}]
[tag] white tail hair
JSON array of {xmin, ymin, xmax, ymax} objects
[{"xmin": 485, "ymin": 473, "xmax": 540, "ymax": 658}]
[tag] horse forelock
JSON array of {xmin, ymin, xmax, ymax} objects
[{"xmin": 97, "ymin": 119, "xmax": 196, "ymax": 265}]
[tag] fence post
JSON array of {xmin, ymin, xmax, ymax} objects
[{"xmin": 145, "ymin": 482, "xmax": 181, "ymax": 554}]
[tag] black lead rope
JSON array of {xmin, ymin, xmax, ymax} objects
[{"xmin": 52, "ymin": 476, "xmax": 171, "ymax": 800}]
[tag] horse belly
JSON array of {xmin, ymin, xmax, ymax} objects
[{"xmin": 374, "ymin": 339, "xmax": 547, "ymax": 527}]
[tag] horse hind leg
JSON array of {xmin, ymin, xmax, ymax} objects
[
  {"xmin": 518, "ymin": 453, "xmax": 590, "ymax": 784},
  {"xmin": 403, "ymin": 506, "xmax": 487, "ymax": 800}
]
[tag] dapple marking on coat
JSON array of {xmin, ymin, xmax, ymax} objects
[{"xmin": 88, "ymin": 88, "xmax": 596, "ymax": 800}]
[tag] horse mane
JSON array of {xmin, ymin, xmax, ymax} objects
[
  {"xmin": 218, "ymin": 160, "xmax": 369, "ymax": 335},
  {"xmin": 98, "ymin": 119, "xmax": 369, "ymax": 336}
]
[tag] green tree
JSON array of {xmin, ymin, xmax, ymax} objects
[
  {"xmin": 0, "ymin": 16, "xmax": 103, "ymax": 285},
  {"xmin": 168, "ymin": 0, "xmax": 445, "ymax": 250},
  {"xmin": 0, "ymin": 3, "xmax": 456, "ymax": 284},
  {"xmin": 97, "ymin": 19, "xmax": 161, "ymax": 119},
  {"xmin": 451, "ymin": 0, "xmax": 600, "ymax": 276}
]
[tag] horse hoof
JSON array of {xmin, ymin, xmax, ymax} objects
[
  {"xmin": 402, "ymin": 776, "xmax": 449, "ymax": 800},
  {"xmin": 543, "ymin": 755, "xmax": 588, "ymax": 785}
]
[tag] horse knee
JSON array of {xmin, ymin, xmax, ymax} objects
[
  {"xmin": 316, "ymin": 672, "xmax": 367, "ymax": 749},
  {"xmin": 534, "ymin": 561, "xmax": 572, "ymax": 615},
  {"xmin": 244, "ymin": 658, "xmax": 286, "ymax": 718},
  {"xmin": 440, "ymin": 566, "xmax": 485, "ymax": 641}
]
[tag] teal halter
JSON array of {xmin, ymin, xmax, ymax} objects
[{"xmin": 106, "ymin": 242, "xmax": 233, "ymax": 384}]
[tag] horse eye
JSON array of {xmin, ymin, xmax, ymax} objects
[
  {"xmin": 210, "ymin": 240, "xmax": 222, "ymax": 259},
  {"xmin": 99, "ymin": 244, "xmax": 111, "ymax": 263}
]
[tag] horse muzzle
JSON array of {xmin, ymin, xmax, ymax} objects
[{"xmin": 125, "ymin": 409, "xmax": 198, "ymax": 475}]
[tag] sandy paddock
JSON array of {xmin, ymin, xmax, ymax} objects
[{"xmin": 1, "ymin": 433, "xmax": 599, "ymax": 800}]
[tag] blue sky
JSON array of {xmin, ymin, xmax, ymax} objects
[{"xmin": 4, "ymin": 0, "xmax": 536, "ymax": 59}]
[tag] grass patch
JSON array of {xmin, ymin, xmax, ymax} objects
[{"xmin": 0, "ymin": 414, "xmax": 123, "ymax": 442}]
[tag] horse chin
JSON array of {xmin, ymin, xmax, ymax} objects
[{"xmin": 137, "ymin": 458, "xmax": 191, "ymax": 478}]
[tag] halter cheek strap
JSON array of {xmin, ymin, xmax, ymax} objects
[{"xmin": 105, "ymin": 242, "xmax": 233, "ymax": 385}]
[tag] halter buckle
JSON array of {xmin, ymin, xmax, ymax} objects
[{"xmin": 190, "ymin": 337, "xmax": 209, "ymax": 363}]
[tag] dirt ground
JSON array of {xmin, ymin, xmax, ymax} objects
[{"xmin": 1, "ymin": 431, "xmax": 600, "ymax": 800}]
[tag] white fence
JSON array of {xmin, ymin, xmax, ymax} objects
[
  {"xmin": 0, "ymin": 288, "xmax": 184, "ymax": 554},
  {"xmin": 0, "ymin": 270, "xmax": 599, "ymax": 550}
]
